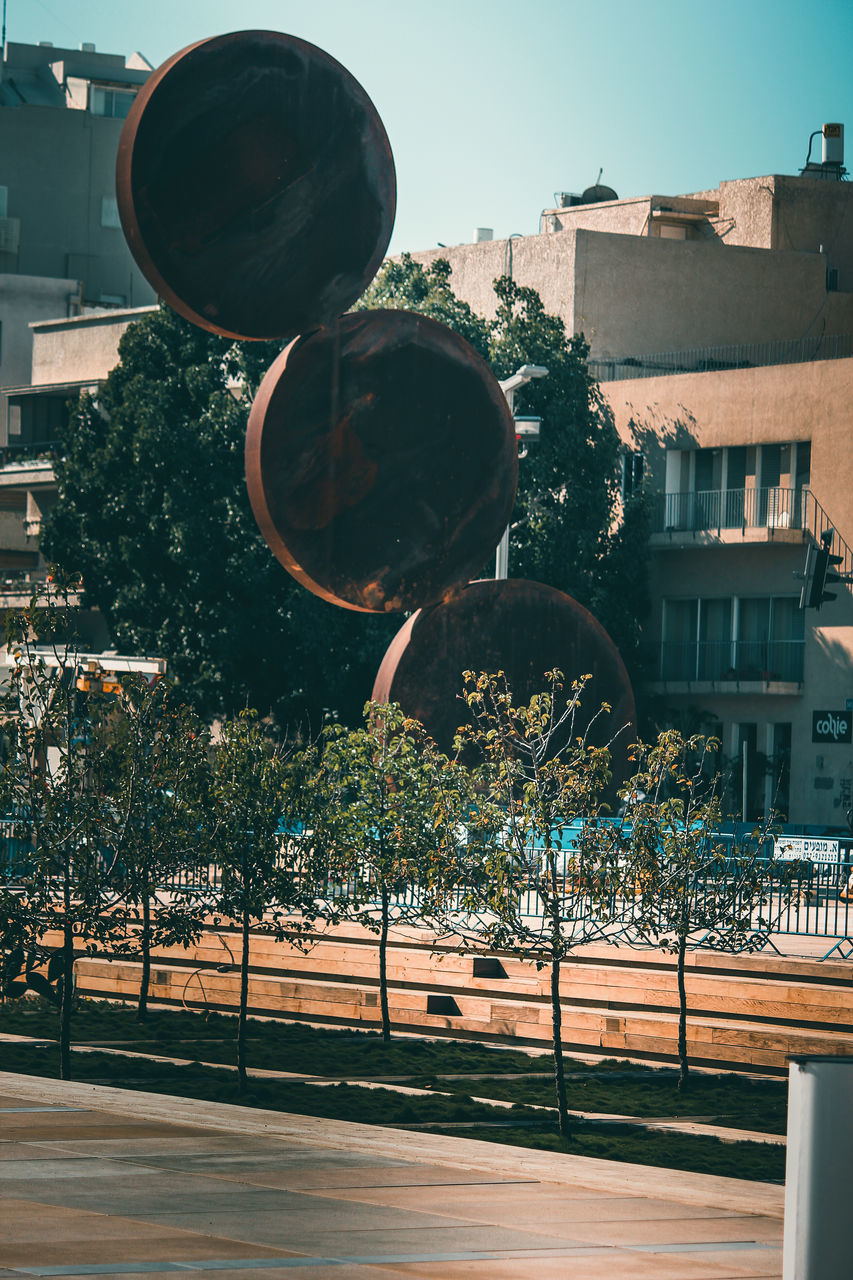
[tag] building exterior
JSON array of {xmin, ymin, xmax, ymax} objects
[
  {"xmin": 1, "ymin": 62, "xmax": 849, "ymax": 828},
  {"xmin": 409, "ymin": 139, "xmax": 853, "ymax": 828},
  {"xmin": 0, "ymin": 39, "xmax": 155, "ymax": 439},
  {"xmin": 0, "ymin": 307, "xmax": 153, "ymax": 647}
]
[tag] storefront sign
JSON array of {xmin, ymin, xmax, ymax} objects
[
  {"xmin": 812, "ymin": 711, "xmax": 852, "ymax": 743},
  {"xmin": 773, "ymin": 835, "xmax": 840, "ymax": 863}
]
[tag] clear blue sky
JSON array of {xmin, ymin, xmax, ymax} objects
[{"xmin": 8, "ymin": 0, "xmax": 853, "ymax": 255}]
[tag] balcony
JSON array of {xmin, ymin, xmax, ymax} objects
[
  {"xmin": 654, "ymin": 639, "xmax": 804, "ymax": 695},
  {"xmin": 654, "ymin": 486, "xmax": 808, "ymax": 539}
]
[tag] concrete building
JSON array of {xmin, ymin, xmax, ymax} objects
[
  {"xmin": 409, "ymin": 136, "xmax": 853, "ymax": 828},
  {"xmin": 0, "ymin": 39, "xmax": 155, "ymax": 438},
  {"xmin": 0, "ymin": 306, "xmax": 152, "ymax": 643}
]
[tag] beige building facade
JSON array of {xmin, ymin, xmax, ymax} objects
[
  {"xmin": 605, "ymin": 358, "xmax": 853, "ymax": 827},
  {"xmin": 409, "ymin": 158, "xmax": 853, "ymax": 828}
]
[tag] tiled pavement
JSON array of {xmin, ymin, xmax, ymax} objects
[{"xmin": 0, "ymin": 1073, "xmax": 784, "ymax": 1279}]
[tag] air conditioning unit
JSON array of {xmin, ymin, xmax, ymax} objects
[{"xmin": 0, "ymin": 218, "xmax": 21, "ymax": 254}]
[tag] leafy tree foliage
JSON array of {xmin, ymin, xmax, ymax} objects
[
  {"xmin": 101, "ymin": 677, "xmax": 211, "ymax": 1020},
  {"xmin": 309, "ymin": 701, "xmax": 463, "ymax": 1041},
  {"xmin": 451, "ymin": 669, "xmax": 623, "ymax": 1138},
  {"xmin": 205, "ymin": 711, "xmax": 317, "ymax": 1090},
  {"xmin": 0, "ymin": 591, "xmax": 128, "ymax": 1077},
  {"xmin": 356, "ymin": 253, "xmax": 490, "ymax": 358},
  {"xmin": 42, "ymin": 304, "xmax": 397, "ymax": 730},
  {"xmin": 621, "ymin": 731, "xmax": 776, "ymax": 1088}
]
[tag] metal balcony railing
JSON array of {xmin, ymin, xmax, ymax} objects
[
  {"xmin": 656, "ymin": 485, "xmax": 809, "ymax": 534},
  {"xmin": 658, "ymin": 639, "xmax": 805, "ymax": 684},
  {"xmin": 590, "ymin": 332, "xmax": 853, "ymax": 382},
  {"xmin": 653, "ymin": 485, "xmax": 853, "ymax": 579}
]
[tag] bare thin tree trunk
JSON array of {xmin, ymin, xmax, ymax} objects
[
  {"xmin": 137, "ymin": 886, "xmax": 151, "ymax": 1021},
  {"xmin": 677, "ymin": 933, "xmax": 689, "ymax": 1089},
  {"xmin": 238, "ymin": 905, "xmax": 250, "ymax": 1092},
  {"xmin": 379, "ymin": 881, "xmax": 391, "ymax": 1042},
  {"xmin": 59, "ymin": 886, "xmax": 74, "ymax": 1080},
  {"xmin": 550, "ymin": 950, "xmax": 571, "ymax": 1138}
]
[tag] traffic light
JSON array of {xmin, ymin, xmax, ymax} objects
[{"xmin": 807, "ymin": 529, "xmax": 844, "ymax": 610}]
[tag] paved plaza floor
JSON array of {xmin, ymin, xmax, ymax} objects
[{"xmin": 0, "ymin": 1072, "xmax": 784, "ymax": 1279}]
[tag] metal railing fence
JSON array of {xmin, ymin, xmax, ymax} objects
[
  {"xmin": 656, "ymin": 485, "xmax": 810, "ymax": 535},
  {"xmin": 4, "ymin": 822, "xmax": 853, "ymax": 949},
  {"xmin": 590, "ymin": 332, "xmax": 853, "ymax": 383},
  {"xmin": 658, "ymin": 639, "xmax": 804, "ymax": 684}
]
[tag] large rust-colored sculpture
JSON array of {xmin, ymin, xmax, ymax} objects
[
  {"xmin": 373, "ymin": 578, "xmax": 636, "ymax": 780},
  {"xmin": 117, "ymin": 29, "xmax": 637, "ymax": 788},
  {"xmin": 116, "ymin": 30, "xmax": 395, "ymax": 341},
  {"xmin": 245, "ymin": 311, "xmax": 517, "ymax": 612}
]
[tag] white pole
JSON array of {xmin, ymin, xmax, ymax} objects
[
  {"xmin": 495, "ymin": 385, "xmax": 515, "ymax": 580},
  {"xmin": 783, "ymin": 1056, "xmax": 853, "ymax": 1279}
]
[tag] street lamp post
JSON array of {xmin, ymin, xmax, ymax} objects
[{"xmin": 495, "ymin": 364, "xmax": 548, "ymax": 579}]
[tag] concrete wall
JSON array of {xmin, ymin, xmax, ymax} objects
[
  {"xmin": 574, "ymin": 230, "xmax": 845, "ymax": 358},
  {"xmin": 409, "ymin": 224, "xmax": 852, "ymax": 363},
  {"xmin": 409, "ymin": 230, "xmax": 576, "ymax": 323},
  {"xmin": 0, "ymin": 104, "xmax": 154, "ymax": 307},
  {"xmin": 540, "ymin": 196, "xmax": 653, "ymax": 236},
  {"xmin": 30, "ymin": 305, "xmax": 156, "ymax": 385},
  {"xmin": 769, "ymin": 176, "xmax": 853, "ymax": 291},
  {"xmin": 0, "ymin": 274, "xmax": 81, "ymax": 444}
]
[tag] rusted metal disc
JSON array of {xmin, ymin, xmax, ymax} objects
[
  {"xmin": 116, "ymin": 30, "xmax": 396, "ymax": 341},
  {"xmin": 245, "ymin": 310, "xmax": 517, "ymax": 613},
  {"xmin": 372, "ymin": 578, "xmax": 636, "ymax": 786}
]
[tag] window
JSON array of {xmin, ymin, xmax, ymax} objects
[
  {"xmin": 100, "ymin": 197, "xmax": 121, "ymax": 229},
  {"xmin": 662, "ymin": 442, "xmax": 811, "ymax": 531},
  {"xmin": 90, "ymin": 86, "xmax": 135, "ymax": 118},
  {"xmin": 661, "ymin": 596, "xmax": 803, "ymax": 683},
  {"xmin": 620, "ymin": 450, "xmax": 644, "ymax": 502},
  {"xmin": 737, "ymin": 597, "xmax": 804, "ymax": 681}
]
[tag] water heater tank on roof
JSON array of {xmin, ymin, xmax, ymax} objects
[{"xmin": 823, "ymin": 123, "xmax": 844, "ymax": 166}]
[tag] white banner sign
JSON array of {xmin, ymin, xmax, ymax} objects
[{"xmin": 773, "ymin": 835, "xmax": 841, "ymax": 863}]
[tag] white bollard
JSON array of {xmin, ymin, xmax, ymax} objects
[{"xmin": 783, "ymin": 1055, "xmax": 853, "ymax": 1279}]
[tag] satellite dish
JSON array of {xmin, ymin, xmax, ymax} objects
[{"xmin": 580, "ymin": 183, "xmax": 619, "ymax": 204}]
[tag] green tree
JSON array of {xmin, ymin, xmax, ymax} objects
[
  {"xmin": 101, "ymin": 677, "xmax": 211, "ymax": 1020},
  {"xmin": 452, "ymin": 670, "xmax": 624, "ymax": 1138},
  {"xmin": 310, "ymin": 702, "xmax": 462, "ymax": 1042},
  {"xmin": 0, "ymin": 589, "xmax": 127, "ymax": 1078},
  {"xmin": 42, "ymin": 304, "xmax": 397, "ymax": 730},
  {"xmin": 356, "ymin": 253, "xmax": 490, "ymax": 358},
  {"xmin": 621, "ymin": 730, "xmax": 776, "ymax": 1089},
  {"xmin": 206, "ymin": 711, "xmax": 316, "ymax": 1091}
]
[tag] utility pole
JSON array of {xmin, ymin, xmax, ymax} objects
[{"xmin": 494, "ymin": 364, "xmax": 547, "ymax": 579}]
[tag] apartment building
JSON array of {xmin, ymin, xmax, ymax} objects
[
  {"xmin": 408, "ymin": 133, "xmax": 853, "ymax": 827},
  {"xmin": 0, "ymin": 39, "xmax": 155, "ymax": 438}
]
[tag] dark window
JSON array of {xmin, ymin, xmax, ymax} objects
[{"xmin": 621, "ymin": 450, "xmax": 644, "ymax": 501}]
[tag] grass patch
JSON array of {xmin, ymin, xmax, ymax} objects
[
  {"xmin": 436, "ymin": 1070, "xmax": 787, "ymax": 1134},
  {"xmin": 0, "ymin": 997, "xmax": 786, "ymax": 1184},
  {"xmin": 436, "ymin": 1124, "xmax": 786, "ymax": 1183}
]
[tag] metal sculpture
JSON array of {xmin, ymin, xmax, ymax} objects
[
  {"xmin": 245, "ymin": 311, "xmax": 517, "ymax": 612},
  {"xmin": 117, "ymin": 29, "xmax": 636, "ymax": 782},
  {"xmin": 373, "ymin": 578, "xmax": 636, "ymax": 778},
  {"xmin": 116, "ymin": 30, "xmax": 395, "ymax": 341}
]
